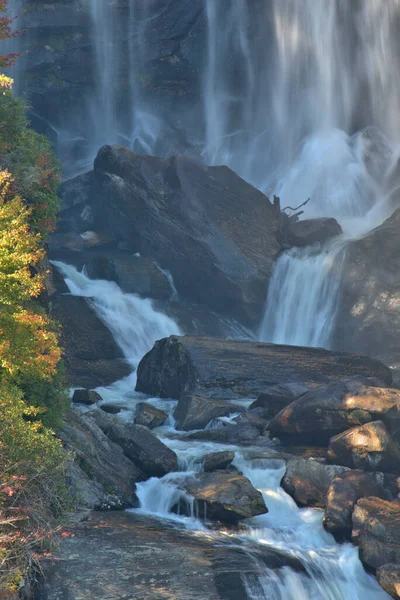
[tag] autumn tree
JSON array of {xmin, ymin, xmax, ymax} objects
[{"xmin": 0, "ymin": 0, "xmax": 19, "ymax": 68}]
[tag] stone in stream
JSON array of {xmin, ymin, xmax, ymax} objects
[
  {"xmin": 134, "ymin": 402, "xmax": 168, "ymax": 429},
  {"xmin": 187, "ymin": 423, "xmax": 261, "ymax": 444},
  {"xmin": 281, "ymin": 458, "xmax": 350, "ymax": 508},
  {"xmin": 203, "ymin": 451, "xmax": 235, "ymax": 472},
  {"xmin": 92, "ymin": 146, "xmax": 281, "ymax": 326},
  {"xmin": 352, "ymin": 497, "xmax": 400, "ymax": 571},
  {"xmin": 72, "ymin": 388, "xmax": 103, "ymax": 405},
  {"xmin": 377, "ymin": 564, "xmax": 400, "ymax": 599},
  {"xmin": 268, "ymin": 378, "xmax": 400, "ymax": 444},
  {"xmin": 36, "ymin": 512, "xmax": 306, "ymax": 600},
  {"xmin": 174, "ymin": 394, "xmax": 241, "ymax": 431},
  {"xmin": 327, "ymin": 421, "xmax": 400, "ymax": 474},
  {"xmin": 250, "ymin": 382, "xmax": 312, "ymax": 418},
  {"xmin": 323, "ymin": 470, "xmax": 394, "ymax": 537},
  {"xmin": 284, "ymin": 217, "xmax": 343, "ymax": 248},
  {"xmin": 89, "ymin": 411, "xmax": 178, "ymax": 478},
  {"xmin": 100, "ymin": 403, "xmax": 125, "ymax": 415},
  {"xmin": 177, "ymin": 471, "xmax": 267, "ymax": 523},
  {"xmin": 59, "ymin": 408, "xmax": 141, "ymax": 510},
  {"xmin": 135, "ymin": 336, "xmax": 392, "ymax": 400}
]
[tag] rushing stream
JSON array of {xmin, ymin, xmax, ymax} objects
[{"xmin": 54, "ymin": 262, "xmax": 390, "ymax": 599}]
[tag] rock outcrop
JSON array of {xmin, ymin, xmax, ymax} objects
[
  {"xmin": 268, "ymin": 379, "xmax": 400, "ymax": 444},
  {"xmin": 136, "ymin": 336, "xmax": 392, "ymax": 400},
  {"xmin": 178, "ymin": 471, "xmax": 267, "ymax": 523},
  {"xmin": 327, "ymin": 421, "xmax": 400, "ymax": 474}
]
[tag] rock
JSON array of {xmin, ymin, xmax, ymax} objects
[
  {"xmin": 51, "ymin": 294, "xmax": 131, "ymax": 387},
  {"xmin": 233, "ymin": 411, "xmax": 269, "ymax": 433},
  {"xmin": 352, "ymin": 497, "xmax": 400, "ymax": 570},
  {"xmin": 384, "ymin": 405, "xmax": 400, "ymax": 443},
  {"xmin": 92, "ymin": 147, "xmax": 281, "ymax": 325},
  {"xmin": 334, "ymin": 208, "xmax": 400, "ymax": 373},
  {"xmin": 72, "ymin": 389, "xmax": 102, "ymax": 405},
  {"xmin": 100, "ymin": 404, "xmax": 124, "ymax": 415},
  {"xmin": 327, "ymin": 421, "xmax": 400, "ymax": 474},
  {"xmin": 178, "ymin": 471, "xmax": 267, "ymax": 523},
  {"xmin": 89, "ymin": 411, "xmax": 178, "ymax": 478},
  {"xmin": 59, "ymin": 408, "xmax": 141, "ymax": 510},
  {"xmin": 323, "ymin": 470, "xmax": 391, "ymax": 537},
  {"xmin": 37, "ymin": 512, "xmax": 306, "ymax": 600},
  {"xmin": 203, "ymin": 451, "xmax": 235, "ymax": 472},
  {"xmin": 284, "ymin": 217, "xmax": 343, "ymax": 248},
  {"xmin": 268, "ymin": 379, "xmax": 400, "ymax": 444},
  {"xmin": 136, "ymin": 336, "xmax": 392, "ymax": 400},
  {"xmin": 250, "ymin": 383, "xmax": 312, "ymax": 418},
  {"xmin": 188, "ymin": 423, "xmax": 261, "ymax": 444},
  {"xmin": 377, "ymin": 564, "xmax": 400, "ymax": 599},
  {"xmin": 282, "ymin": 459, "xmax": 350, "ymax": 508},
  {"xmin": 134, "ymin": 402, "xmax": 168, "ymax": 429},
  {"xmin": 174, "ymin": 394, "xmax": 240, "ymax": 431}
]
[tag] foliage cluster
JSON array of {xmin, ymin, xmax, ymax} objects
[{"xmin": 0, "ymin": 1, "xmax": 70, "ymax": 592}]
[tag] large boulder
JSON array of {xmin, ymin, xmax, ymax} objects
[
  {"xmin": 352, "ymin": 497, "xmax": 400, "ymax": 570},
  {"xmin": 284, "ymin": 217, "xmax": 342, "ymax": 248},
  {"xmin": 72, "ymin": 389, "xmax": 103, "ymax": 405},
  {"xmin": 335, "ymin": 208, "xmax": 400, "ymax": 372},
  {"xmin": 281, "ymin": 459, "xmax": 350, "ymax": 508},
  {"xmin": 59, "ymin": 409, "xmax": 142, "ymax": 510},
  {"xmin": 203, "ymin": 451, "xmax": 235, "ymax": 473},
  {"xmin": 323, "ymin": 470, "xmax": 392, "ymax": 537},
  {"xmin": 328, "ymin": 421, "xmax": 400, "ymax": 474},
  {"xmin": 134, "ymin": 403, "xmax": 168, "ymax": 429},
  {"xmin": 250, "ymin": 382, "xmax": 312, "ymax": 418},
  {"xmin": 51, "ymin": 293, "xmax": 131, "ymax": 387},
  {"xmin": 178, "ymin": 471, "xmax": 267, "ymax": 523},
  {"xmin": 91, "ymin": 147, "xmax": 281, "ymax": 325},
  {"xmin": 377, "ymin": 564, "xmax": 400, "ymax": 599},
  {"xmin": 187, "ymin": 423, "xmax": 261, "ymax": 444},
  {"xmin": 89, "ymin": 411, "xmax": 178, "ymax": 478},
  {"xmin": 174, "ymin": 394, "xmax": 241, "ymax": 431},
  {"xmin": 268, "ymin": 379, "xmax": 400, "ymax": 444},
  {"xmin": 136, "ymin": 336, "xmax": 392, "ymax": 400}
]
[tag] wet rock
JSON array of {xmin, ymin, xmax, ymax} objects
[
  {"xmin": 134, "ymin": 402, "xmax": 168, "ymax": 429},
  {"xmin": 323, "ymin": 470, "xmax": 391, "ymax": 537},
  {"xmin": 136, "ymin": 336, "xmax": 392, "ymax": 400},
  {"xmin": 51, "ymin": 294, "xmax": 130, "ymax": 387},
  {"xmin": 284, "ymin": 217, "xmax": 343, "ymax": 248},
  {"xmin": 203, "ymin": 451, "xmax": 235, "ymax": 472},
  {"xmin": 72, "ymin": 389, "xmax": 102, "ymax": 405},
  {"xmin": 250, "ymin": 382, "xmax": 312, "ymax": 418},
  {"xmin": 93, "ymin": 147, "xmax": 281, "ymax": 326},
  {"xmin": 268, "ymin": 379, "xmax": 400, "ymax": 444},
  {"xmin": 352, "ymin": 497, "xmax": 400, "ymax": 570},
  {"xmin": 100, "ymin": 404, "xmax": 124, "ymax": 415},
  {"xmin": 384, "ymin": 405, "xmax": 400, "ymax": 443},
  {"xmin": 282, "ymin": 458, "xmax": 349, "ymax": 508},
  {"xmin": 334, "ymin": 208, "xmax": 400, "ymax": 373},
  {"xmin": 178, "ymin": 471, "xmax": 267, "ymax": 523},
  {"xmin": 174, "ymin": 394, "xmax": 240, "ymax": 431},
  {"xmin": 37, "ymin": 512, "xmax": 306, "ymax": 600},
  {"xmin": 188, "ymin": 423, "xmax": 261, "ymax": 444},
  {"xmin": 328, "ymin": 421, "xmax": 400, "ymax": 474},
  {"xmin": 233, "ymin": 411, "xmax": 269, "ymax": 433},
  {"xmin": 89, "ymin": 411, "xmax": 178, "ymax": 478},
  {"xmin": 377, "ymin": 564, "xmax": 400, "ymax": 599},
  {"xmin": 59, "ymin": 408, "xmax": 141, "ymax": 510}
]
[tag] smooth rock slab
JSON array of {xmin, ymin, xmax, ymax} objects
[
  {"xmin": 178, "ymin": 471, "xmax": 267, "ymax": 523},
  {"xmin": 328, "ymin": 421, "xmax": 400, "ymax": 474},
  {"xmin": 136, "ymin": 336, "xmax": 392, "ymax": 400},
  {"xmin": 36, "ymin": 512, "xmax": 306, "ymax": 600},
  {"xmin": 285, "ymin": 217, "xmax": 343, "ymax": 247},
  {"xmin": 203, "ymin": 451, "xmax": 235, "ymax": 473},
  {"xmin": 174, "ymin": 394, "xmax": 241, "ymax": 431}
]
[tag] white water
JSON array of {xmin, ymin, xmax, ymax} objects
[{"xmin": 54, "ymin": 264, "xmax": 390, "ymax": 599}]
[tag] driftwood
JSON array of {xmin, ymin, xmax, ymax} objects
[{"xmin": 281, "ymin": 198, "xmax": 310, "ymax": 214}]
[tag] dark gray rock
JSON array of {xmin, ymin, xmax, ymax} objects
[
  {"xmin": 250, "ymin": 383, "xmax": 312, "ymax": 418},
  {"xmin": 136, "ymin": 336, "xmax": 392, "ymax": 400},
  {"xmin": 268, "ymin": 379, "xmax": 400, "ymax": 444},
  {"xmin": 59, "ymin": 408, "xmax": 141, "ymax": 510},
  {"xmin": 188, "ymin": 423, "xmax": 261, "ymax": 444},
  {"xmin": 134, "ymin": 402, "xmax": 168, "ymax": 429},
  {"xmin": 174, "ymin": 394, "xmax": 240, "ymax": 431},
  {"xmin": 352, "ymin": 497, "xmax": 400, "ymax": 570},
  {"xmin": 72, "ymin": 389, "xmax": 102, "ymax": 405},
  {"xmin": 89, "ymin": 411, "xmax": 178, "ymax": 478},
  {"xmin": 100, "ymin": 404, "xmax": 124, "ymax": 415},
  {"xmin": 323, "ymin": 470, "xmax": 391, "ymax": 537},
  {"xmin": 328, "ymin": 421, "xmax": 400, "ymax": 474},
  {"xmin": 178, "ymin": 471, "xmax": 267, "ymax": 523},
  {"xmin": 203, "ymin": 451, "xmax": 235, "ymax": 473},
  {"xmin": 285, "ymin": 217, "xmax": 342, "ymax": 247},
  {"xmin": 282, "ymin": 459, "xmax": 350, "ymax": 508},
  {"xmin": 377, "ymin": 564, "xmax": 400, "ymax": 599},
  {"xmin": 233, "ymin": 411, "xmax": 269, "ymax": 433}
]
